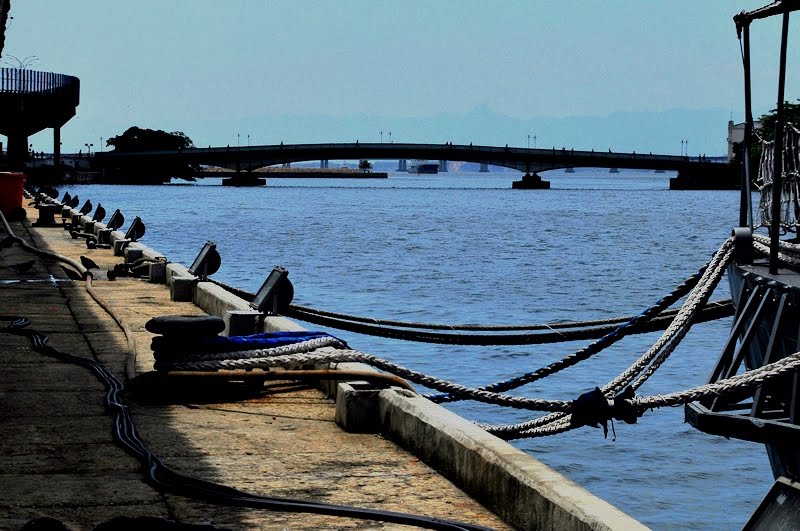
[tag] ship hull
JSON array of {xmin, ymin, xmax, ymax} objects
[{"xmin": 725, "ymin": 262, "xmax": 800, "ymax": 480}]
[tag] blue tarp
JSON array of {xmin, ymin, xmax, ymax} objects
[{"xmin": 151, "ymin": 330, "xmax": 345, "ymax": 356}]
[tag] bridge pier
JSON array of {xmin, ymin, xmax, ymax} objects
[
  {"xmin": 5, "ymin": 132, "xmax": 29, "ymax": 171},
  {"xmin": 320, "ymin": 159, "xmax": 329, "ymax": 169},
  {"xmin": 397, "ymin": 159, "xmax": 407, "ymax": 172},
  {"xmin": 479, "ymin": 163, "xmax": 489, "ymax": 173},
  {"xmin": 669, "ymin": 164, "xmax": 737, "ymax": 190},
  {"xmin": 439, "ymin": 160, "xmax": 448, "ymax": 172},
  {"xmin": 512, "ymin": 173, "xmax": 550, "ymax": 190}
]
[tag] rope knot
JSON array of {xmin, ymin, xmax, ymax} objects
[{"xmin": 570, "ymin": 386, "xmax": 641, "ymax": 439}]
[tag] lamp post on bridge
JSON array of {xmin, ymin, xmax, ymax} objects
[
  {"xmin": 380, "ymin": 131, "xmax": 383, "ymax": 144},
  {"xmin": 527, "ymin": 134, "xmax": 530, "ymax": 149}
]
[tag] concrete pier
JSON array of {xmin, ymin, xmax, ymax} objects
[{"xmin": 0, "ymin": 197, "xmax": 645, "ymax": 530}]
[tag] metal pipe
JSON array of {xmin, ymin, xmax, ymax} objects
[
  {"xmin": 741, "ymin": 21, "xmax": 754, "ymax": 229},
  {"xmin": 769, "ymin": 10, "xmax": 790, "ymax": 275}
]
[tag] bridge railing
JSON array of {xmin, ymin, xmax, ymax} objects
[{"xmin": 0, "ymin": 67, "xmax": 80, "ymax": 105}]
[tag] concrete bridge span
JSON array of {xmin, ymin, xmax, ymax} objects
[
  {"xmin": 94, "ymin": 142, "xmax": 735, "ymax": 189},
  {"xmin": 96, "ymin": 142, "xmax": 725, "ymax": 174}
]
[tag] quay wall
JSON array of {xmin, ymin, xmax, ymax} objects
[{"xmin": 68, "ymin": 201, "xmax": 646, "ymax": 531}]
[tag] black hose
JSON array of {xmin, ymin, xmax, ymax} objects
[
  {"xmin": 0, "ymin": 316, "xmax": 494, "ymax": 531},
  {"xmin": 209, "ymin": 269, "xmax": 732, "ymax": 347}
]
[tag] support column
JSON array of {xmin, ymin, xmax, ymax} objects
[
  {"xmin": 479, "ymin": 162, "xmax": 489, "ymax": 173},
  {"xmin": 53, "ymin": 126, "xmax": 61, "ymax": 174},
  {"xmin": 320, "ymin": 159, "xmax": 329, "ymax": 169},
  {"xmin": 439, "ymin": 160, "xmax": 448, "ymax": 172},
  {"xmin": 6, "ymin": 132, "xmax": 29, "ymax": 171},
  {"xmin": 397, "ymin": 159, "xmax": 407, "ymax": 172}
]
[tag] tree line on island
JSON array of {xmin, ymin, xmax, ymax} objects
[{"xmin": 101, "ymin": 126, "xmax": 198, "ymax": 182}]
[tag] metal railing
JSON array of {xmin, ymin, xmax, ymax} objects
[{"xmin": 0, "ymin": 67, "xmax": 79, "ymax": 105}]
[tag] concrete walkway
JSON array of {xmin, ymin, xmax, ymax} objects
[{"xmin": 0, "ymin": 202, "xmax": 509, "ymax": 530}]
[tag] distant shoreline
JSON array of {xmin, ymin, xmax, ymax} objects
[{"xmin": 203, "ymin": 167, "xmax": 388, "ymax": 179}]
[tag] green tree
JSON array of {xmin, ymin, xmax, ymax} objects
[
  {"xmin": 104, "ymin": 126, "xmax": 198, "ymax": 181},
  {"xmin": 106, "ymin": 126, "xmax": 194, "ymax": 152},
  {"xmin": 758, "ymin": 100, "xmax": 800, "ymax": 142},
  {"xmin": 358, "ymin": 159, "xmax": 372, "ymax": 171}
]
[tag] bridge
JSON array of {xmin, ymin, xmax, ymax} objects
[{"xmin": 95, "ymin": 142, "xmax": 733, "ymax": 188}]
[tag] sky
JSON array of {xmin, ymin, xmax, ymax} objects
[{"xmin": 4, "ymin": 1, "xmax": 800, "ymax": 155}]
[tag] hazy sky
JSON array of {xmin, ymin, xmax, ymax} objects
[{"xmin": 4, "ymin": 1, "xmax": 800, "ymax": 153}]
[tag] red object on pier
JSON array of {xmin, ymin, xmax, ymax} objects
[{"xmin": 0, "ymin": 172, "xmax": 25, "ymax": 216}]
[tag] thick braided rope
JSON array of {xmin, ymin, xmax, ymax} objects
[
  {"xmin": 482, "ymin": 239, "xmax": 733, "ymax": 438},
  {"xmin": 752, "ymin": 234, "xmax": 800, "ymax": 267},
  {"xmin": 156, "ymin": 346, "xmax": 573, "ymax": 413},
  {"xmin": 752, "ymin": 240, "xmax": 800, "ymax": 267},
  {"xmin": 157, "ymin": 336, "xmax": 346, "ymax": 362},
  {"xmin": 611, "ymin": 242, "xmax": 733, "ymax": 393},
  {"xmin": 633, "ymin": 350, "xmax": 800, "ymax": 409},
  {"xmin": 429, "ymin": 261, "xmax": 708, "ymax": 403},
  {"xmin": 208, "ymin": 277, "xmax": 659, "ymax": 333},
  {"xmin": 489, "ymin": 330, "xmax": 800, "ymax": 440}
]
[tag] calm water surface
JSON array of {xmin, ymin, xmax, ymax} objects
[{"xmin": 67, "ymin": 170, "xmax": 772, "ymax": 529}]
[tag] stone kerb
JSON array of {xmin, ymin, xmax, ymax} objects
[{"xmin": 379, "ymin": 390, "xmax": 648, "ymax": 531}]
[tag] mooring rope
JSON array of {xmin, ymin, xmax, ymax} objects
[
  {"xmin": 207, "ymin": 264, "xmax": 731, "ymax": 347},
  {"xmin": 752, "ymin": 233, "xmax": 800, "ymax": 267},
  {"xmin": 429, "ymin": 259, "xmax": 720, "ymax": 403},
  {"xmin": 480, "ymin": 238, "xmax": 734, "ymax": 438},
  {"xmin": 155, "ymin": 336, "xmax": 347, "ymax": 362},
  {"xmin": 157, "ymin": 237, "xmax": 740, "ymax": 442},
  {"xmin": 288, "ymin": 302, "xmax": 660, "ymax": 332}
]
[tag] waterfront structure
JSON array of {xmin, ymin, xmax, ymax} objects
[
  {"xmin": 95, "ymin": 141, "xmax": 732, "ymax": 187},
  {"xmin": 0, "ymin": 67, "xmax": 79, "ymax": 170}
]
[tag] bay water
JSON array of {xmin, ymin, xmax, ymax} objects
[{"xmin": 65, "ymin": 169, "xmax": 772, "ymax": 529}]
